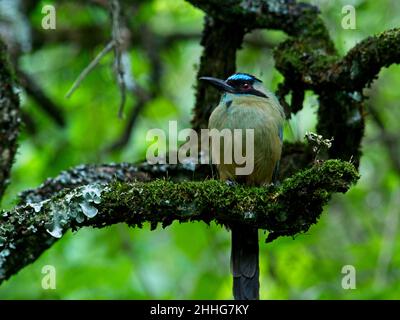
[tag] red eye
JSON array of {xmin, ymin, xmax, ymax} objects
[{"xmin": 242, "ymin": 83, "xmax": 251, "ymax": 90}]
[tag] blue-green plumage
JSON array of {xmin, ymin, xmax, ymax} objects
[{"xmin": 201, "ymin": 73, "xmax": 284, "ymax": 300}]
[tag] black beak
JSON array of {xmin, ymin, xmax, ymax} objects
[{"xmin": 199, "ymin": 76, "xmax": 236, "ymax": 93}]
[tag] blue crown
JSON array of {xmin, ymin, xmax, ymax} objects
[{"xmin": 226, "ymin": 73, "xmax": 262, "ymax": 83}]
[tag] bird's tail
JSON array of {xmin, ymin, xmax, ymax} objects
[{"xmin": 231, "ymin": 224, "xmax": 259, "ymax": 300}]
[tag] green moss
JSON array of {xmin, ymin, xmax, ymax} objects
[
  {"xmin": 0, "ymin": 159, "xmax": 358, "ymax": 284},
  {"xmin": 96, "ymin": 159, "xmax": 359, "ymax": 236},
  {"xmin": 274, "ymin": 39, "xmax": 339, "ymax": 87},
  {"xmin": 293, "ymin": 11, "xmax": 335, "ymax": 51}
]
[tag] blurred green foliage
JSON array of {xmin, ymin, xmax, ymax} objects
[{"xmin": 0, "ymin": 0, "xmax": 400, "ymax": 299}]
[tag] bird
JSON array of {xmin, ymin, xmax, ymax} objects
[{"xmin": 200, "ymin": 73, "xmax": 285, "ymax": 300}]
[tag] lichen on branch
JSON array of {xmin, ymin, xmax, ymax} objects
[
  {"xmin": 0, "ymin": 40, "xmax": 20, "ymax": 201},
  {"xmin": 17, "ymin": 141, "xmax": 313, "ymax": 205},
  {"xmin": 0, "ymin": 159, "xmax": 358, "ymax": 284}
]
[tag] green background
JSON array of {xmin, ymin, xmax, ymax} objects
[{"xmin": 1, "ymin": 0, "xmax": 400, "ymax": 299}]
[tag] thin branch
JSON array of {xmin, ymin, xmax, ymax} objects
[
  {"xmin": 105, "ymin": 97, "xmax": 147, "ymax": 152},
  {"xmin": 33, "ymin": 26, "xmax": 275, "ymax": 51},
  {"xmin": 18, "ymin": 70, "xmax": 65, "ymax": 127},
  {"xmin": 105, "ymin": 25, "xmax": 163, "ymax": 153},
  {"xmin": 20, "ymin": 111, "xmax": 37, "ymax": 135},
  {"xmin": 32, "ymin": 25, "xmax": 107, "ymax": 50},
  {"xmin": 65, "ymin": 40, "xmax": 115, "ymax": 99},
  {"xmin": 64, "ymin": 0, "xmax": 130, "ymax": 117},
  {"xmin": 367, "ymin": 103, "xmax": 400, "ymax": 173},
  {"xmin": 109, "ymin": 0, "xmax": 127, "ymax": 118}
]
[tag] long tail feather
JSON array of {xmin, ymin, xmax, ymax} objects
[{"xmin": 231, "ymin": 225, "xmax": 259, "ymax": 300}]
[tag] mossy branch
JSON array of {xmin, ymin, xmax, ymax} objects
[
  {"xmin": 0, "ymin": 159, "xmax": 358, "ymax": 284},
  {"xmin": 0, "ymin": 40, "xmax": 20, "ymax": 202},
  {"xmin": 275, "ymin": 28, "xmax": 400, "ymax": 91},
  {"xmin": 186, "ymin": 0, "xmax": 332, "ymax": 41},
  {"xmin": 17, "ymin": 161, "xmax": 210, "ymax": 205},
  {"xmin": 17, "ymin": 142, "xmax": 313, "ymax": 205},
  {"xmin": 324, "ymin": 28, "xmax": 400, "ymax": 91}
]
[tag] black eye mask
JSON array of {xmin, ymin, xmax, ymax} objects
[{"xmin": 226, "ymin": 79, "xmax": 267, "ymax": 98}]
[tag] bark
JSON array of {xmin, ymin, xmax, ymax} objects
[
  {"xmin": 191, "ymin": 17, "xmax": 245, "ymax": 130},
  {"xmin": 0, "ymin": 159, "xmax": 358, "ymax": 284},
  {"xmin": 0, "ymin": 41, "xmax": 20, "ymax": 201}
]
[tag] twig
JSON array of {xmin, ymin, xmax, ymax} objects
[
  {"xmin": 105, "ymin": 97, "xmax": 147, "ymax": 152},
  {"xmin": 20, "ymin": 110, "xmax": 37, "ymax": 135},
  {"xmin": 18, "ymin": 70, "xmax": 65, "ymax": 127},
  {"xmin": 305, "ymin": 131, "xmax": 333, "ymax": 162},
  {"xmin": 65, "ymin": 40, "xmax": 115, "ymax": 98},
  {"xmin": 65, "ymin": 0, "xmax": 129, "ymax": 118},
  {"xmin": 368, "ymin": 103, "xmax": 400, "ymax": 173},
  {"xmin": 109, "ymin": 0, "xmax": 127, "ymax": 118},
  {"xmin": 33, "ymin": 25, "xmax": 276, "ymax": 51},
  {"xmin": 105, "ymin": 27, "xmax": 277, "ymax": 154},
  {"xmin": 105, "ymin": 25, "xmax": 162, "ymax": 153}
]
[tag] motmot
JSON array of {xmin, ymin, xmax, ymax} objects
[{"xmin": 201, "ymin": 73, "xmax": 285, "ymax": 300}]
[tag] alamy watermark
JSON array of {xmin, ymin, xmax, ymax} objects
[
  {"xmin": 341, "ymin": 265, "xmax": 356, "ymax": 289},
  {"xmin": 41, "ymin": 265, "xmax": 56, "ymax": 289},
  {"xmin": 42, "ymin": 5, "xmax": 56, "ymax": 30},
  {"xmin": 342, "ymin": 5, "xmax": 356, "ymax": 30},
  {"xmin": 146, "ymin": 121, "xmax": 255, "ymax": 175}
]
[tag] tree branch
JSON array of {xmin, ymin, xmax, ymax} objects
[
  {"xmin": 0, "ymin": 41, "xmax": 20, "ymax": 201},
  {"xmin": 32, "ymin": 26, "xmax": 274, "ymax": 51},
  {"xmin": 0, "ymin": 159, "xmax": 359, "ymax": 284},
  {"xmin": 65, "ymin": 40, "xmax": 115, "ymax": 99},
  {"xmin": 273, "ymin": 27, "xmax": 399, "ymax": 167},
  {"xmin": 19, "ymin": 141, "xmax": 312, "ymax": 205},
  {"xmin": 17, "ymin": 70, "xmax": 65, "ymax": 127},
  {"xmin": 274, "ymin": 28, "xmax": 400, "ymax": 91},
  {"xmin": 367, "ymin": 102, "xmax": 400, "ymax": 174},
  {"xmin": 105, "ymin": 26, "xmax": 163, "ymax": 152},
  {"xmin": 186, "ymin": 0, "xmax": 332, "ymax": 41},
  {"xmin": 324, "ymin": 28, "xmax": 400, "ymax": 91},
  {"xmin": 191, "ymin": 17, "xmax": 245, "ymax": 130},
  {"xmin": 17, "ymin": 161, "xmax": 212, "ymax": 205}
]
